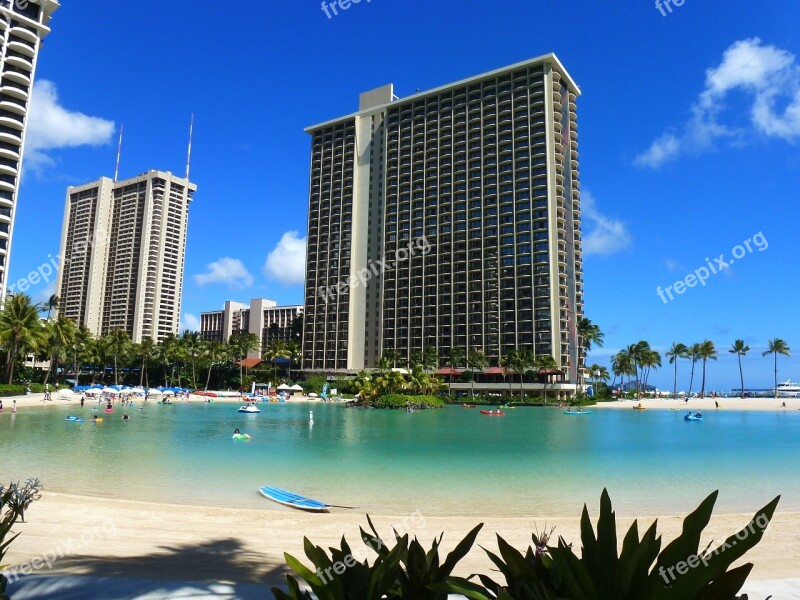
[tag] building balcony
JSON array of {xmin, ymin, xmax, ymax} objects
[{"xmin": 5, "ymin": 54, "xmax": 33, "ymax": 73}]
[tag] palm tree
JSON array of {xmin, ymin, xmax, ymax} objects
[
  {"xmin": 181, "ymin": 330, "xmax": 204, "ymax": 388},
  {"xmin": 687, "ymin": 343, "xmax": 701, "ymax": 398},
  {"xmin": 0, "ymin": 294, "xmax": 43, "ymax": 384},
  {"xmin": 729, "ymin": 340, "xmax": 750, "ymax": 397},
  {"xmin": 40, "ymin": 293, "xmax": 60, "ymax": 320},
  {"xmin": 158, "ymin": 334, "xmax": 180, "ymax": 387},
  {"xmin": 467, "ymin": 349, "xmax": 488, "ymax": 398},
  {"xmin": 577, "ymin": 317, "xmax": 604, "ymax": 368},
  {"xmin": 376, "ymin": 369, "xmax": 407, "ymax": 394},
  {"xmin": 444, "ymin": 348, "xmax": 465, "ymax": 397},
  {"xmin": 285, "ymin": 341, "xmax": 301, "ymax": 375},
  {"xmin": 203, "ymin": 341, "xmax": 226, "ymax": 390},
  {"xmin": 665, "ymin": 343, "xmax": 689, "ymax": 399},
  {"xmin": 421, "ymin": 346, "xmax": 438, "ymax": 372},
  {"xmin": 41, "ymin": 317, "xmax": 77, "ymax": 387},
  {"xmin": 535, "ymin": 354, "xmax": 557, "ymax": 403},
  {"xmin": 138, "ymin": 337, "xmax": 156, "ymax": 388},
  {"xmin": 105, "ymin": 329, "xmax": 131, "ymax": 386},
  {"xmin": 228, "ymin": 332, "xmax": 259, "ymax": 388},
  {"xmin": 762, "ymin": 339, "xmax": 791, "ymax": 399},
  {"xmin": 698, "ymin": 340, "xmax": 718, "ymax": 399},
  {"xmin": 511, "ymin": 349, "xmax": 535, "ymax": 399},
  {"xmin": 70, "ymin": 325, "xmax": 93, "ymax": 387},
  {"xmin": 500, "ymin": 350, "xmax": 517, "ymax": 398},
  {"xmin": 263, "ymin": 339, "xmax": 291, "ymax": 379},
  {"xmin": 640, "ymin": 348, "xmax": 661, "ymax": 393}
]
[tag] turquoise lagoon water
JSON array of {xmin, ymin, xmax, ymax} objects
[{"xmin": 0, "ymin": 402, "xmax": 798, "ymax": 517}]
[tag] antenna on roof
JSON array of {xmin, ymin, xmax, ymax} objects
[
  {"xmin": 114, "ymin": 123, "xmax": 124, "ymax": 182},
  {"xmin": 185, "ymin": 113, "xmax": 194, "ymax": 181}
]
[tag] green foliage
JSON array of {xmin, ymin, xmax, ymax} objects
[
  {"xmin": 272, "ymin": 516, "xmax": 482, "ymax": 600},
  {"xmin": 1, "ymin": 479, "xmax": 43, "ymax": 600},
  {"xmin": 295, "ymin": 375, "xmax": 329, "ymax": 395},
  {"xmin": 443, "ymin": 489, "xmax": 778, "ymax": 600},
  {"xmin": 373, "ymin": 394, "xmax": 445, "ymax": 409}
]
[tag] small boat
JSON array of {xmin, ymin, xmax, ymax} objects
[
  {"xmin": 462, "ymin": 404, "xmax": 477, "ymax": 408},
  {"xmin": 259, "ymin": 486, "xmax": 330, "ymax": 513},
  {"xmin": 238, "ymin": 405, "xmax": 261, "ymax": 414},
  {"xmin": 684, "ymin": 414, "xmax": 703, "ymax": 421},
  {"xmin": 564, "ymin": 410, "xmax": 592, "ymax": 415},
  {"xmin": 480, "ymin": 410, "xmax": 505, "ymax": 416},
  {"xmin": 633, "ymin": 405, "xmax": 647, "ymax": 410}
]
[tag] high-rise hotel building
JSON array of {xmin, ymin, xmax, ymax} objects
[
  {"xmin": 55, "ymin": 171, "xmax": 197, "ymax": 343},
  {"xmin": 303, "ymin": 54, "xmax": 583, "ymax": 381},
  {"xmin": 0, "ymin": 0, "xmax": 59, "ymax": 299}
]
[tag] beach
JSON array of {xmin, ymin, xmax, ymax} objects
[
  {"xmin": 594, "ymin": 396, "xmax": 798, "ymax": 412},
  {"xmin": 4, "ymin": 492, "xmax": 799, "ymax": 591}
]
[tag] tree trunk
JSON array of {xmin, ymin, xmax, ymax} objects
[
  {"xmin": 6, "ymin": 343, "xmax": 16, "ymax": 384},
  {"xmin": 774, "ymin": 353, "xmax": 778, "ymax": 399},
  {"xmin": 738, "ymin": 355, "xmax": 744, "ymax": 398},
  {"xmin": 700, "ymin": 359, "xmax": 707, "ymax": 398},
  {"xmin": 673, "ymin": 362, "xmax": 678, "ymax": 399},
  {"xmin": 140, "ymin": 358, "xmax": 145, "ymax": 387},
  {"xmin": 114, "ymin": 356, "xmax": 118, "ymax": 386},
  {"xmin": 205, "ymin": 365, "xmax": 213, "ymax": 391}
]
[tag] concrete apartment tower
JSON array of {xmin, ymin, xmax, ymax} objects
[
  {"xmin": 0, "ymin": 0, "xmax": 59, "ymax": 299},
  {"xmin": 55, "ymin": 171, "xmax": 197, "ymax": 343},
  {"xmin": 303, "ymin": 54, "xmax": 583, "ymax": 382}
]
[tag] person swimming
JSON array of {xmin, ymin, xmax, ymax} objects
[
  {"xmin": 122, "ymin": 413, "xmax": 130, "ymax": 420},
  {"xmin": 234, "ymin": 428, "xmax": 240, "ymax": 435}
]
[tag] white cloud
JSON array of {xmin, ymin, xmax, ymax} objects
[
  {"xmin": 636, "ymin": 38, "xmax": 800, "ymax": 168},
  {"xmin": 664, "ymin": 259, "xmax": 683, "ymax": 272},
  {"xmin": 263, "ymin": 231, "xmax": 306, "ymax": 286},
  {"xmin": 194, "ymin": 257, "xmax": 253, "ymax": 289},
  {"xmin": 25, "ymin": 80, "xmax": 116, "ymax": 169},
  {"xmin": 180, "ymin": 313, "xmax": 200, "ymax": 332},
  {"xmin": 582, "ymin": 191, "xmax": 631, "ymax": 257}
]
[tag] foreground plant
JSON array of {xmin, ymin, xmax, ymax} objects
[
  {"xmin": 272, "ymin": 516, "xmax": 482, "ymax": 600},
  {"xmin": 445, "ymin": 489, "xmax": 779, "ymax": 600},
  {"xmin": 1, "ymin": 479, "xmax": 43, "ymax": 600}
]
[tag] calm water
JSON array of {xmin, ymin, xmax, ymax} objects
[{"xmin": 0, "ymin": 402, "xmax": 797, "ymax": 517}]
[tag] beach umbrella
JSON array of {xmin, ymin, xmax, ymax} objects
[
  {"xmin": 290, "ymin": 384, "xmax": 304, "ymax": 391},
  {"xmin": 85, "ymin": 389, "xmax": 101, "ymax": 396},
  {"xmin": 162, "ymin": 390, "xmax": 175, "ymax": 396},
  {"xmin": 308, "ymin": 393, "xmax": 319, "ymax": 398},
  {"xmin": 102, "ymin": 387, "xmax": 116, "ymax": 394},
  {"xmin": 277, "ymin": 383, "xmax": 290, "ymax": 390},
  {"xmin": 147, "ymin": 389, "xmax": 164, "ymax": 396}
]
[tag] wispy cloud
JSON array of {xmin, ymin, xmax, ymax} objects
[
  {"xmin": 25, "ymin": 80, "xmax": 116, "ymax": 169},
  {"xmin": 263, "ymin": 231, "xmax": 306, "ymax": 286},
  {"xmin": 194, "ymin": 257, "xmax": 253, "ymax": 289},
  {"xmin": 636, "ymin": 38, "xmax": 800, "ymax": 168},
  {"xmin": 582, "ymin": 191, "xmax": 631, "ymax": 256},
  {"xmin": 180, "ymin": 313, "xmax": 200, "ymax": 332}
]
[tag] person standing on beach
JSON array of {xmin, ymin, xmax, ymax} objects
[
  {"xmin": 0, "ymin": 399, "xmax": 3, "ymax": 413},
  {"xmin": 80, "ymin": 395, "xmax": 85, "ymax": 407}
]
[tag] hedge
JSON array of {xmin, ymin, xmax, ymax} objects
[{"xmin": 373, "ymin": 394, "xmax": 445, "ymax": 409}]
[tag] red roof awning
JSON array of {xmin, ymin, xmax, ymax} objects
[
  {"xmin": 483, "ymin": 367, "xmax": 506, "ymax": 375},
  {"xmin": 238, "ymin": 358, "xmax": 264, "ymax": 369},
  {"xmin": 435, "ymin": 367, "xmax": 463, "ymax": 376}
]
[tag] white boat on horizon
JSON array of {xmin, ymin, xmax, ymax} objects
[
  {"xmin": 777, "ymin": 381, "xmax": 800, "ymax": 398},
  {"xmin": 238, "ymin": 404, "xmax": 261, "ymax": 414}
]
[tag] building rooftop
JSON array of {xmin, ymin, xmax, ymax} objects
[{"xmin": 306, "ymin": 52, "xmax": 579, "ymax": 133}]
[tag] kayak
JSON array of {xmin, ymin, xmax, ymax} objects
[
  {"xmin": 480, "ymin": 410, "xmax": 505, "ymax": 416},
  {"xmin": 65, "ymin": 416, "xmax": 84, "ymax": 422},
  {"xmin": 564, "ymin": 410, "xmax": 592, "ymax": 415},
  {"xmin": 632, "ymin": 406, "xmax": 647, "ymax": 410}
]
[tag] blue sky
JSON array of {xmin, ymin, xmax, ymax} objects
[{"xmin": 11, "ymin": 0, "xmax": 800, "ymax": 390}]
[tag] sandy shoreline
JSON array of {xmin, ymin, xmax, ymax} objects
[
  {"xmin": 1, "ymin": 392, "xmax": 326, "ymax": 411},
  {"xmin": 594, "ymin": 396, "xmax": 798, "ymax": 412},
  {"xmin": 3, "ymin": 492, "xmax": 798, "ymax": 588},
  {"xmin": 5, "ymin": 392, "xmax": 799, "ymax": 412}
]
